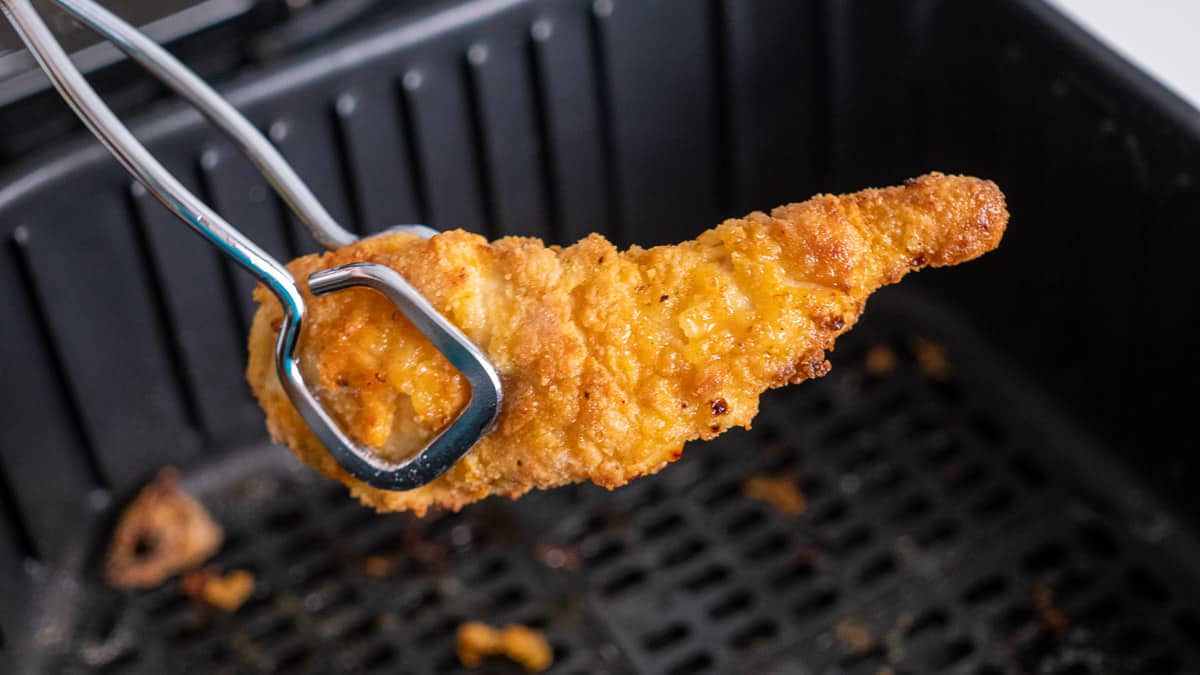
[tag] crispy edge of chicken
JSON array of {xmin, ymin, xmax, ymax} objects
[{"xmin": 247, "ymin": 172, "xmax": 1007, "ymax": 514}]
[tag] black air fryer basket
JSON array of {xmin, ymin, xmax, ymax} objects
[{"xmin": 1, "ymin": 1, "xmax": 1199, "ymax": 673}]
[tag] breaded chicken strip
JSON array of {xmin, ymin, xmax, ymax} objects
[{"xmin": 247, "ymin": 173, "xmax": 1006, "ymax": 513}]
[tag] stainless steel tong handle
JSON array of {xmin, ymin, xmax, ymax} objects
[{"xmin": 0, "ymin": 0, "xmax": 502, "ymax": 491}]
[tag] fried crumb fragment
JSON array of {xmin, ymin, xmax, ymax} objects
[
  {"xmin": 181, "ymin": 566, "xmax": 255, "ymax": 612},
  {"xmin": 743, "ymin": 475, "xmax": 807, "ymax": 515},
  {"xmin": 364, "ymin": 555, "xmax": 402, "ymax": 577},
  {"xmin": 1033, "ymin": 584, "xmax": 1069, "ymax": 636},
  {"xmin": 456, "ymin": 622, "xmax": 553, "ymax": 672},
  {"xmin": 864, "ymin": 345, "xmax": 898, "ymax": 376},
  {"xmin": 911, "ymin": 337, "xmax": 952, "ymax": 380},
  {"xmin": 835, "ymin": 618, "xmax": 875, "ymax": 653},
  {"xmin": 105, "ymin": 468, "xmax": 223, "ymax": 589},
  {"xmin": 533, "ymin": 544, "xmax": 581, "ymax": 570}
]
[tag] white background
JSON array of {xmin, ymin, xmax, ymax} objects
[{"xmin": 1047, "ymin": 0, "xmax": 1200, "ymax": 111}]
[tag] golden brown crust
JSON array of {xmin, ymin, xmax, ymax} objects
[{"xmin": 246, "ymin": 172, "xmax": 1007, "ymax": 513}]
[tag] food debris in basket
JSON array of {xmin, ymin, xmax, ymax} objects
[
  {"xmin": 533, "ymin": 544, "xmax": 581, "ymax": 570},
  {"xmin": 180, "ymin": 565, "xmax": 255, "ymax": 612},
  {"xmin": 104, "ymin": 467, "xmax": 223, "ymax": 589},
  {"xmin": 363, "ymin": 555, "xmax": 402, "ymax": 577},
  {"xmin": 743, "ymin": 474, "xmax": 807, "ymax": 515},
  {"xmin": 834, "ymin": 617, "xmax": 875, "ymax": 653},
  {"xmin": 1033, "ymin": 583, "xmax": 1069, "ymax": 636},
  {"xmin": 864, "ymin": 345, "xmax": 898, "ymax": 376},
  {"xmin": 910, "ymin": 337, "xmax": 952, "ymax": 380},
  {"xmin": 456, "ymin": 622, "xmax": 553, "ymax": 672}
]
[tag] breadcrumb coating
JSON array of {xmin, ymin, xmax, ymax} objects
[{"xmin": 247, "ymin": 173, "xmax": 1007, "ymax": 513}]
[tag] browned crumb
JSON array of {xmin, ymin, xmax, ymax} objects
[
  {"xmin": 364, "ymin": 555, "xmax": 402, "ymax": 577},
  {"xmin": 456, "ymin": 622, "xmax": 553, "ymax": 672},
  {"xmin": 1033, "ymin": 584, "xmax": 1068, "ymax": 636},
  {"xmin": 911, "ymin": 337, "xmax": 952, "ymax": 380},
  {"xmin": 835, "ymin": 617, "xmax": 875, "ymax": 653},
  {"xmin": 877, "ymin": 667, "xmax": 896, "ymax": 675},
  {"xmin": 180, "ymin": 566, "xmax": 255, "ymax": 612},
  {"xmin": 105, "ymin": 468, "xmax": 223, "ymax": 589},
  {"xmin": 743, "ymin": 475, "xmax": 807, "ymax": 515},
  {"xmin": 533, "ymin": 544, "xmax": 581, "ymax": 570},
  {"xmin": 864, "ymin": 345, "xmax": 898, "ymax": 376}
]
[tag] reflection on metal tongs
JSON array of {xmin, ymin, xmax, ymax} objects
[{"xmin": 0, "ymin": 0, "xmax": 501, "ymax": 491}]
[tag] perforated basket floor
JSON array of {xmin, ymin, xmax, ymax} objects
[{"xmin": 42, "ymin": 292, "xmax": 1200, "ymax": 674}]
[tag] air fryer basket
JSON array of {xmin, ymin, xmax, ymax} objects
[{"xmin": 1, "ymin": 0, "xmax": 1198, "ymax": 673}]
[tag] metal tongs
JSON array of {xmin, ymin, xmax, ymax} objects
[{"xmin": 0, "ymin": 0, "xmax": 501, "ymax": 490}]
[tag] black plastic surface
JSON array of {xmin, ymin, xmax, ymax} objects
[{"xmin": 0, "ymin": 0, "xmax": 1197, "ymax": 672}]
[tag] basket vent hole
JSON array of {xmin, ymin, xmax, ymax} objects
[
  {"xmin": 842, "ymin": 447, "xmax": 883, "ymax": 473},
  {"xmin": 890, "ymin": 493, "xmax": 933, "ymax": 524},
  {"xmin": 1112, "ymin": 625, "xmax": 1152, "ymax": 654},
  {"xmin": 862, "ymin": 466, "xmax": 906, "ymax": 498},
  {"xmin": 707, "ymin": 590, "xmax": 753, "ymax": 621},
  {"xmin": 793, "ymin": 588, "xmax": 838, "ymax": 620},
  {"xmin": 263, "ymin": 505, "xmax": 307, "ymax": 532},
  {"xmin": 582, "ymin": 539, "xmax": 624, "ymax": 568},
  {"xmin": 666, "ymin": 651, "xmax": 714, "ymax": 675},
  {"xmin": 634, "ymin": 484, "xmax": 668, "ymax": 509},
  {"xmin": 682, "ymin": 564, "xmax": 730, "ymax": 592},
  {"xmin": 641, "ymin": 622, "xmax": 689, "ymax": 652},
  {"xmin": 725, "ymin": 508, "xmax": 767, "ymax": 537},
  {"xmin": 994, "ymin": 604, "xmax": 1035, "ymax": 633},
  {"xmin": 661, "ymin": 536, "xmax": 706, "ymax": 568},
  {"xmin": 401, "ymin": 588, "xmax": 440, "ymax": 618},
  {"xmin": 1125, "ymin": 566, "xmax": 1169, "ymax": 603},
  {"xmin": 916, "ymin": 518, "xmax": 959, "ymax": 548},
  {"xmin": 1073, "ymin": 596, "xmax": 1120, "ymax": 631},
  {"xmin": 835, "ymin": 525, "xmax": 874, "ymax": 556},
  {"xmin": 1009, "ymin": 453, "xmax": 1048, "ymax": 488},
  {"xmin": 906, "ymin": 608, "xmax": 950, "ymax": 640},
  {"xmin": 490, "ymin": 585, "xmax": 528, "ymax": 611},
  {"xmin": 1077, "ymin": 523, "xmax": 1119, "ymax": 556},
  {"xmin": 271, "ymin": 643, "xmax": 311, "ymax": 673},
  {"xmin": 933, "ymin": 636, "xmax": 974, "ymax": 668},
  {"xmin": 1138, "ymin": 652, "xmax": 1182, "ymax": 674},
  {"xmin": 165, "ymin": 617, "xmax": 210, "ymax": 645},
  {"xmin": 746, "ymin": 532, "xmax": 788, "ymax": 562},
  {"xmin": 770, "ymin": 560, "xmax": 815, "ymax": 591},
  {"xmin": 1055, "ymin": 569, "xmax": 1094, "ymax": 603},
  {"xmin": 962, "ymin": 575, "xmax": 1009, "ymax": 606},
  {"xmin": 467, "ymin": 556, "xmax": 508, "ymax": 584},
  {"xmin": 945, "ymin": 462, "xmax": 988, "ymax": 494},
  {"xmin": 702, "ymin": 480, "xmax": 741, "ymax": 510},
  {"xmin": 972, "ymin": 487, "xmax": 1015, "ymax": 519},
  {"xmin": 360, "ymin": 643, "xmax": 396, "ymax": 670},
  {"xmin": 729, "ymin": 619, "xmax": 778, "ymax": 650},
  {"xmin": 601, "ymin": 567, "xmax": 647, "ymax": 597},
  {"xmin": 642, "ymin": 512, "xmax": 684, "ymax": 540},
  {"xmin": 856, "ymin": 553, "xmax": 897, "ymax": 585},
  {"xmin": 336, "ymin": 613, "xmax": 375, "ymax": 642},
  {"xmin": 1175, "ymin": 611, "xmax": 1200, "ymax": 648},
  {"xmin": 811, "ymin": 499, "xmax": 849, "ymax": 527},
  {"xmin": 1022, "ymin": 543, "xmax": 1067, "ymax": 572},
  {"xmin": 921, "ymin": 439, "xmax": 963, "ymax": 467}
]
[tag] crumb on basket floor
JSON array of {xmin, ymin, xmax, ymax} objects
[
  {"xmin": 457, "ymin": 622, "xmax": 553, "ymax": 672},
  {"xmin": 864, "ymin": 344, "xmax": 898, "ymax": 376},
  {"xmin": 743, "ymin": 475, "xmax": 807, "ymax": 516},
  {"xmin": 105, "ymin": 467, "xmax": 223, "ymax": 589},
  {"xmin": 180, "ymin": 566, "xmax": 255, "ymax": 612}
]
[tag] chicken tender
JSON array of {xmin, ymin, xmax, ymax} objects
[{"xmin": 247, "ymin": 172, "xmax": 1007, "ymax": 513}]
